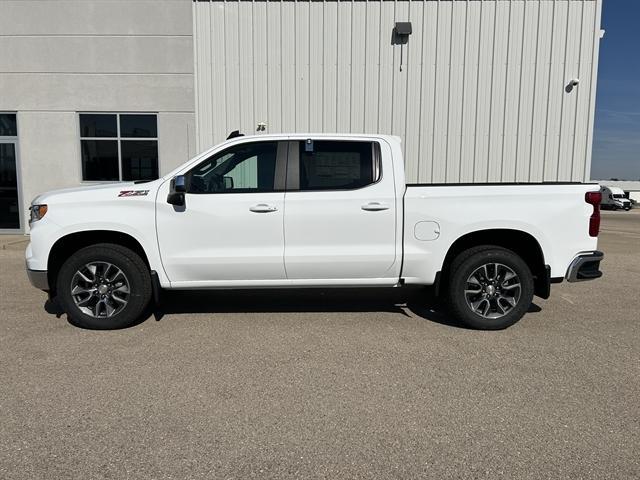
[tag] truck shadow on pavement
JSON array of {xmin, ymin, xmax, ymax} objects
[
  {"xmin": 45, "ymin": 287, "xmax": 541, "ymax": 330},
  {"xmin": 147, "ymin": 287, "xmax": 542, "ymax": 330}
]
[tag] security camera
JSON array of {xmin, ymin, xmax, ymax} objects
[{"xmin": 565, "ymin": 79, "xmax": 580, "ymax": 93}]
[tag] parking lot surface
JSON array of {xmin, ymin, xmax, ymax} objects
[{"xmin": 1, "ymin": 211, "xmax": 638, "ymax": 479}]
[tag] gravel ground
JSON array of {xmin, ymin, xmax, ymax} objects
[{"xmin": 0, "ymin": 211, "xmax": 638, "ymax": 479}]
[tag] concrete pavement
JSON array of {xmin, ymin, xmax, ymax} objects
[{"xmin": 0, "ymin": 212, "xmax": 638, "ymax": 479}]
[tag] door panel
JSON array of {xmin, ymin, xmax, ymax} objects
[
  {"xmin": 283, "ymin": 140, "xmax": 398, "ymax": 281},
  {"xmin": 156, "ymin": 141, "xmax": 286, "ymax": 284},
  {"xmin": 0, "ymin": 142, "xmax": 20, "ymax": 230},
  {"xmin": 157, "ymin": 191, "xmax": 285, "ymax": 283}
]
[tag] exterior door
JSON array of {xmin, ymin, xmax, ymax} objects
[
  {"xmin": 0, "ymin": 140, "xmax": 21, "ymax": 232},
  {"xmin": 156, "ymin": 140, "xmax": 287, "ymax": 286},
  {"xmin": 283, "ymin": 139, "xmax": 398, "ymax": 281}
]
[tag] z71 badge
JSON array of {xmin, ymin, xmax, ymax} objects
[{"xmin": 118, "ymin": 190, "xmax": 149, "ymax": 197}]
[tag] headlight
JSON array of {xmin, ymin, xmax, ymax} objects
[{"xmin": 29, "ymin": 204, "xmax": 48, "ymax": 223}]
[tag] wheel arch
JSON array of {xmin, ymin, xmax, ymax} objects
[
  {"xmin": 47, "ymin": 230, "xmax": 151, "ymax": 294},
  {"xmin": 439, "ymin": 229, "xmax": 549, "ymax": 299}
]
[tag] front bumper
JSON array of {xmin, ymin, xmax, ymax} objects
[
  {"xmin": 565, "ymin": 251, "xmax": 604, "ymax": 282},
  {"xmin": 27, "ymin": 268, "xmax": 49, "ymax": 290}
]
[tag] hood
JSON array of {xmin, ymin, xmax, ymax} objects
[{"xmin": 32, "ymin": 180, "xmax": 161, "ymax": 205}]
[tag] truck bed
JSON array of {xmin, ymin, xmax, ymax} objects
[{"xmin": 400, "ymin": 182, "xmax": 599, "ymax": 285}]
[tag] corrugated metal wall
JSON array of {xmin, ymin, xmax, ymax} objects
[{"xmin": 193, "ymin": 0, "xmax": 602, "ymax": 183}]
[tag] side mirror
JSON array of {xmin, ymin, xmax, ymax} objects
[
  {"xmin": 174, "ymin": 175, "xmax": 186, "ymax": 192},
  {"xmin": 167, "ymin": 175, "xmax": 186, "ymax": 206},
  {"xmin": 223, "ymin": 176, "xmax": 234, "ymax": 190}
]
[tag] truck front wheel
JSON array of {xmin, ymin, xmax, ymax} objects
[
  {"xmin": 56, "ymin": 243, "xmax": 152, "ymax": 330},
  {"xmin": 446, "ymin": 246, "xmax": 534, "ymax": 330}
]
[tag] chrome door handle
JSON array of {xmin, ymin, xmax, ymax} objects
[
  {"xmin": 361, "ymin": 202, "xmax": 390, "ymax": 211},
  {"xmin": 249, "ymin": 203, "xmax": 278, "ymax": 213}
]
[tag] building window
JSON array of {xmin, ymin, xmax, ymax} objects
[
  {"xmin": 79, "ymin": 113, "xmax": 158, "ymax": 181},
  {"xmin": 0, "ymin": 113, "xmax": 21, "ymax": 230},
  {"xmin": 0, "ymin": 113, "xmax": 18, "ymax": 137}
]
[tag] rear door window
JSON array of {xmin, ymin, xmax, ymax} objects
[{"xmin": 297, "ymin": 141, "xmax": 379, "ymax": 191}]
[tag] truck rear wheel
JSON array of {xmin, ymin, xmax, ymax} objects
[
  {"xmin": 446, "ymin": 246, "xmax": 534, "ymax": 330},
  {"xmin": 56, "ymin": 243, "xmax": 152, "ymax": 330}
]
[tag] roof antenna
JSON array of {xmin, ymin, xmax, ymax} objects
[{"xmin": 227, "ymin": 130, "xmax": 244, "ymax": 139}]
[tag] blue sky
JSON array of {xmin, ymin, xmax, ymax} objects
[{"xmin": 592, "ymin": 0, "xmax": 640, "ymax": 180}]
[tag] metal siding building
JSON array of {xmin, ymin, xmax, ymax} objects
[
  {"xmin": 193, "ymin": 0, "xmax": 603, "ymax": 183},
  {"xmin": 0, "ymin": 0, "xmax": 603, "ymax": 233}
]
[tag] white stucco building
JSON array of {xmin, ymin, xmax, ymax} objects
[{"xmin": 0, "ymin": 0, "xmax": 604, "ymax": 233}]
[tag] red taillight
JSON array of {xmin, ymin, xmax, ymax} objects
[{"xmin": 585, "ymin": 191, "xmax": 601, "ymax": 237}]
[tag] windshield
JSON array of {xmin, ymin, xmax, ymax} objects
[{"xmin": 613, "ymin": 194, "xmax": 625, "ymax": 199}]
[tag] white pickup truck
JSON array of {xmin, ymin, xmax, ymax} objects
[{"xmin": 26, "ymin": 133, "xmax": 604, "ymax": 330}]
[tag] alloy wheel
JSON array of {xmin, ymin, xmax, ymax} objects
[
  {"xmin": 464, "ymin": 263, "xmax": 522, "ymax": 319},
  {"xmin": 70, "ymin": 261, "xmax": 130, "ymax": 318}
]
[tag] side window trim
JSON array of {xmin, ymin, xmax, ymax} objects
[
  {"xmin": 373, "ymin": 141, "xmax": 382, "ymax": 183},
  {"xmin": 285, "ymin": 139, "xmax": 382, "ymax": 192},
  {"xmin": 285, "ymin": 141, "xmax": 300, "ymax": 191},
  {"xmin": 274, "ymin": 141, "xmax": 289, "ymax": 191}
]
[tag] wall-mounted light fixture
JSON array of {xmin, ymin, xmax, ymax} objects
[
  {"xmin": 393, "ymin": 22, "xmax": 412, "ymax": 72},
  {"xmin": 565, "ymin": 78, "xmax": 580, "ymax": 93}
]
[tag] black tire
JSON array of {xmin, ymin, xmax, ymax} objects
[
  {"xmin": 56, "ymin": 243, "xmax": 152, "ymax": 330},
  {"xmin": 446, "ymin": 246, "xmax": 534, "ymax": 330}
]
